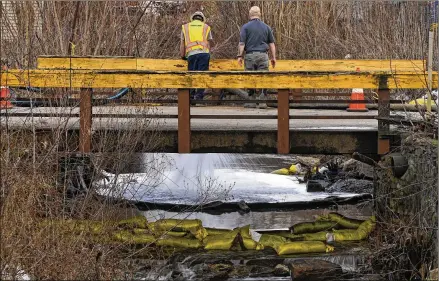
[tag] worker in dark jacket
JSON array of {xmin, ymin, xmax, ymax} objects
[{"xmin": 237, "ymin": 6, "xmax": 276, "ymax": 109}]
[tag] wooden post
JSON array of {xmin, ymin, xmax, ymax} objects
[
  {"xmin": 79, "ymin": 88, "xmax": 92, "ymax": 153},
  {"xmin": 378, "ymin": 89, "xmax": 390, "ymax": 155},
  {"xmin": 178, "ymin": 89, "xmax": 191, "ymax": 153},
  {"xmin": 277, "ymin": 89, "xmax": 290, "ymax": 154}
]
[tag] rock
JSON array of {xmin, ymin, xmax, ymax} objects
[
  {"xmin": 306, "ymin": 180, "xmax": 329, "ymax": 192},
  {"xmin": 341, "ymin": 159, "xmax": 374, "ymax": 179},
  {"xmin": 208, "ymin": 262, "xmax": 234, "ymax": 273},
  {"xmin": 297, "ymin": 156, "xmax": 321, "ymax": 168},
  {"xmin": 238, "ymin": 200, "xmax": 250, "ymax": 214},
  {"xmin": 228, "ymin": 265, "xmax": 251, "ymax": 278},
  {"xmin": 249, "ymin": 265, "xmax": 274, "ymax": 277},
  {"xmin": 202, "ymin": 262, "xmax": 233, "ymax": 281},
  {"xmin": 289, "ymin": 259, "xmax": 343, "ymax": 281},
  {"xmin": 273, "ymin": 264, "xmax": 290, "ymax": 276},
  {"xmin": 326, "ymin": 179, "xmax": 373, "ymax": 194}
]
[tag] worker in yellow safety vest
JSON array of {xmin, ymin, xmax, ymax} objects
[{"xmin": 180, "ymin": 11, "xmax": 213, "ymax": 101}]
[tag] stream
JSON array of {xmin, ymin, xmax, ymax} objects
[{"xmin": 94, "ymin": 153, "xmax": 374, "ymax": 280}]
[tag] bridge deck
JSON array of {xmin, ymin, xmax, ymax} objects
[{"xmin": 2, "ymin": 106, "xmax": 380, "ymax": 131}]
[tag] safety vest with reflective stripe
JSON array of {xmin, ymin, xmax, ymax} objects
[{"xmin": 182, "ymin": 20, "xmax": 211, "ymax": 55}]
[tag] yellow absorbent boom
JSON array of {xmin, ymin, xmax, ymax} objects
[
  {"xmin": 259, "ymin": 234, "xmax": 288, "ymax": 249},
  {"xmin": 276, "ymin": 241, "xmax": 334, "ymax": 255},
  {"xmin": 148, "ymin": 219, "xmax": 203, "ymax": 231},
  {"xmin": 242, "ymin": 238, "xmax": 264, "ymax": 250},
  {"xmin": 291, "ymin": 216, "xmax": 376, "ymax": 242},
  {"xmin": 206, "ymin": 228, "xmax": 232, "ymax": 236},
  {"xmin": 156, "ymin": 237, "xmax": 203, "ymax": 249},
  {"xmin": 117, "ymin": 215, "xmax": 149, "ymax": 229},
  {"xmin": 332, "ymin": 216, "xmax": 376, "ymax": 242},
  {"xmin": 291, "ymin": 221, "xmax": 339, "ymax": 234},
  {"xmin": 113, "ymin": 230, "xmax": 202, "ymax": 248},
  {"xmin": 113, "ymin": 230, "xmax": 156, "ymax": 244},
  {"xmin": 204, "ymin": 229, "xmax": 240, "ymax": 250},
  {"xmin": 318, "ymin": 212, "xmax": 365, "ymax": 229}
]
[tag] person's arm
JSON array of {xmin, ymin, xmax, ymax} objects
[
  {"xmin": 180, "ymin": 30, "xmax": 186, "ymax": 59},
  {"xmin": 237, "ymin": 27, "xmax": 246, "ymax": 67},
  {"xmin": 237, "ymin": 43, "xmax": 245, "ymax": 67},
  {"xmin": 207, "ymin": 29, "xmax": 213, "ymax": 51},
  {"xmin": 267, "ymin": 27, "xmax": 276, "ymax": 68},
  {"xmin": 269, "ymin": 43, "xmax": 276, "ymax": 68}
]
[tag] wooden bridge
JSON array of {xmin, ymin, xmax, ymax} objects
[{"xmin": 1, "ymin": 57, "xmax": 436, "ymax": 155}]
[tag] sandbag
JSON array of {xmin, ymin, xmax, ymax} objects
[
  {"xmin": 117, "ymin": 215, "xmax": 148, "ymax": 229},
  {"xmin": 297, "ymin": 231, "xmax": 329, "ymax": 242},
  {"xmin": 327, "ymin": 213, "xmax": 364, "ymax": 229},
  {"xmin": 150, "ymin": 219, "xmax": 202, "ymax": 232},
  {"xmin": 271, "ymin": 164, "xmax": 302, "ymax": 175},
  {"xmin": 156, "ymin": 237, "xmax": 203, "ymax": 249},
  {"xmin": 291, "ymin": 221, "xmax": 338, "ymax": 234},
  {"xmin": 258, "ymin": 231, "xmax": 304, "ymax": 240},
  {"xmin": 281, "ymin": 231, "xmax": 331, "ymax": 242},
  {"xmin": 206, "ymin": 228, "xmax": 232, "ymax": 236},
  {"xmin": 276, "ymin": 241, "xmax": 334, "ymax": 255},
  {"xmin": 235, "ymin": 225, "xmax": 252, "ymax": 239},
  {"xmin": 332, "ymin": 216, "xmax": 375, "ymax": 241},
  {"xmin": 204, "ymin": 229, "xmax": 239, "ymax": 250},
  {"xmin": 133, "ymin": 228, "xmax": 148, "ymax": 235},
  {"xmin": 289, "ymin": 164, "xmax": 302, "ymax": 174},
  {"xmin": 189, "ymin": 226, "xmax": 208, "ymax": 241},
  {"xmin": 243, "ymin": 238, "xmax": 264, "ymax": 250},
  {"xmin": 259, "ymin": 234, "xmax": 287, "ymax": 249},
  {"xmin": 204, "ymin": 225, "xmax": 250, "ymax": 245},
  {"xmin": 135, "ymin": 228, "xmax": 188, "ymax": 238},
  {"xmin": 148, "ymin": 220, "xmax": 206, "ymax": 240},
  {"xmin": 164, "ymin": 231, "xmax": 189, "ymax": 237},
  {"xmin": 113, "ymin": 230, "xmax": 156, "ymax": 244}
]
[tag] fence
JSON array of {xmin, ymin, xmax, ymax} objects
[{"xmin": 1, "ymin": 57, "xmax": 435, "ymax": 154}]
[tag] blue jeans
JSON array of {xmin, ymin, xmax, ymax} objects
[{"xmin": 188, "ymin": 53, "xmax": 210, "ymax": 100}]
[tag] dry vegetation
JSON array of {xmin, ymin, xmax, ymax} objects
[
  {"xmin": 0, "ymin": 108, "xmax": 168, "ymax": 279},
  {"xmin": 0, "ymin": 1, "xmax": 430, "ymax": 67}
]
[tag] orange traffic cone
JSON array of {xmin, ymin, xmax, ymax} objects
[
  {"xmin": 0, "ymin": 86, "xmax": 13, "ymax": 109},
  {"xmin": 347, "ymin": 88, "xmax": 368, "ymax": 112}
]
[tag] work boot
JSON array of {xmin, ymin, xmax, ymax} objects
[
  {"xmin": 244, "ymin": 94, "xmax": 256, "ymax": 108},
  {"xmin": 257, "ymin": 92, "xmax": 268, "ymax": 109}
]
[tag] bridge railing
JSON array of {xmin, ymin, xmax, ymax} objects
[{"xmin": 1, "ymin": 57, "xmax": 436, "ymax": 155}]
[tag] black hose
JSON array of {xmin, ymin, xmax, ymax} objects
[{"xmin": 10, "ymin": 88, "xmax": 130, "ymax": 107}]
